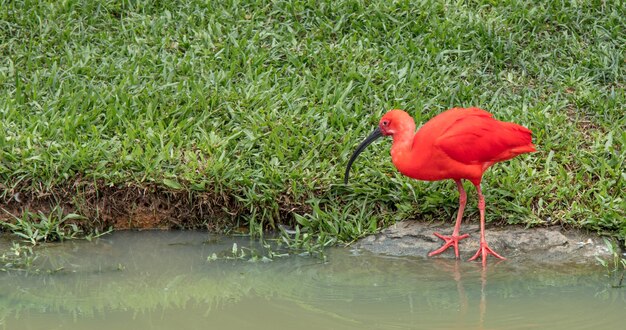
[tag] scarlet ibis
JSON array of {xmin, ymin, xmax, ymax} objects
[{"xmin": 344, "ymin": 108, "xmax": 535, "ymax": 264}]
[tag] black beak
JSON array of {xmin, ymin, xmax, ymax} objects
[{"xmin": 344, "ymin": 127, "xmax": 383, "ymax": 184}]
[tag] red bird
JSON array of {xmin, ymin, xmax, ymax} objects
[{"xmin": 344, "ymin": 108, "xmax": 536, "ymax": 264}]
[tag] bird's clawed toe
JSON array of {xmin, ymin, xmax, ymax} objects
[
  {"xmin": 468, "ymin": 242, "xmax": 506, "ymax": 265},
  {"xmin": 428, "ymin": 232, "xmax": 470, "ymax": 258}
]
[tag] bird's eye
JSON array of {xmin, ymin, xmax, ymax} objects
[{"xmin": 382, "ymin": 120, "xmax": 389, "ymax": 126}]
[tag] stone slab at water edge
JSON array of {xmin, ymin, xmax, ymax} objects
[{"xmin": 356, "ymin": 220, "xmax": 613, "ymax": 264}]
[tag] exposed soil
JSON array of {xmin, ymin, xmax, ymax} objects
[{"xmin": 0, "ymin": 181, "xmax": 240, "ymax": 231}]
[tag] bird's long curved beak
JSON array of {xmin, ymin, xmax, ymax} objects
[{"xmin": 344, "ymin": 127, "xmax": 383, "ymax": 184}]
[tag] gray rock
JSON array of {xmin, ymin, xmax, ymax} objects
[{"xmin": 355, "ymin": 220, "xmax": 613, "ymax": 264}]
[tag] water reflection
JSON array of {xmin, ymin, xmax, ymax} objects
[{"xmin": 0, "ymin": 231, "xmax": 624, "ymax": 330}]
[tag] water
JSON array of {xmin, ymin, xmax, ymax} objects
[{"xmin": 1, "ymin": 231, "xmax": 624, "ymax": 329}]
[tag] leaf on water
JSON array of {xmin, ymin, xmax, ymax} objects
[{"xmin": 232, "ymin": 243, "xmax": 238, "ymax": 255}]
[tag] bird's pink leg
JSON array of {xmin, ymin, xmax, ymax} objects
[
  {"xmin": 429, "ymin": 180, "xmax": 470, "ymax": 258},
  {"xmin": 468, "ymin": 184, "xmax": 506, "ymax": 265}
]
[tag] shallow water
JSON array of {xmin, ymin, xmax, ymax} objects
[{"xmin": 1, "ymin": 231, "xmax": 624, "ymax": 330}]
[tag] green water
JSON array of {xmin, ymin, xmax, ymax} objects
[{"xmin": 1, "ymin": 231, "xmax": 624, "ymax": 329}]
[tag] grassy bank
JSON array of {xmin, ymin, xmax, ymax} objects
[{"xmin": 1, "ymin": 0, "xmax": 624, "ymax": 245}]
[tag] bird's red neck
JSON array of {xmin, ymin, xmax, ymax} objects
[{"xmin": 389, "ymin": 126, "xmax": 416, "ymax": 173}]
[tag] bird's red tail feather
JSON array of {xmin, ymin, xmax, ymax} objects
[{"xmin": 493, "ymin": 123, "xmax": 536, "ymax": 161}]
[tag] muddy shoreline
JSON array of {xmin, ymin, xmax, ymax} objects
[{"xmin": 0, "ymin": 184, "xmax": 617, "ymax": 265}]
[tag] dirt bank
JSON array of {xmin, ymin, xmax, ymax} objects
[{"xmin": 0, "ymin": 182, "xmax": 239, "ymax": 231}]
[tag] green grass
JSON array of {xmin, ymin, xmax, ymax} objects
[{"xmin": 1, "ymin": 0, "xmax": 624, "ymax": 244}]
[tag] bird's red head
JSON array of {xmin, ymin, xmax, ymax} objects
[
  {"xmin": 344, "ymin": 109, "xmax": 415, "ymax": 184},
  {"xmin": 379, "ymin": 109, "xmax": 413, "ymax": 136}
]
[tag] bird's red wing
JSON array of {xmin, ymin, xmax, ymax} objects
[{"xmin": 435, "ymin": 115, "xmax": 535, "ymax": 165}]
